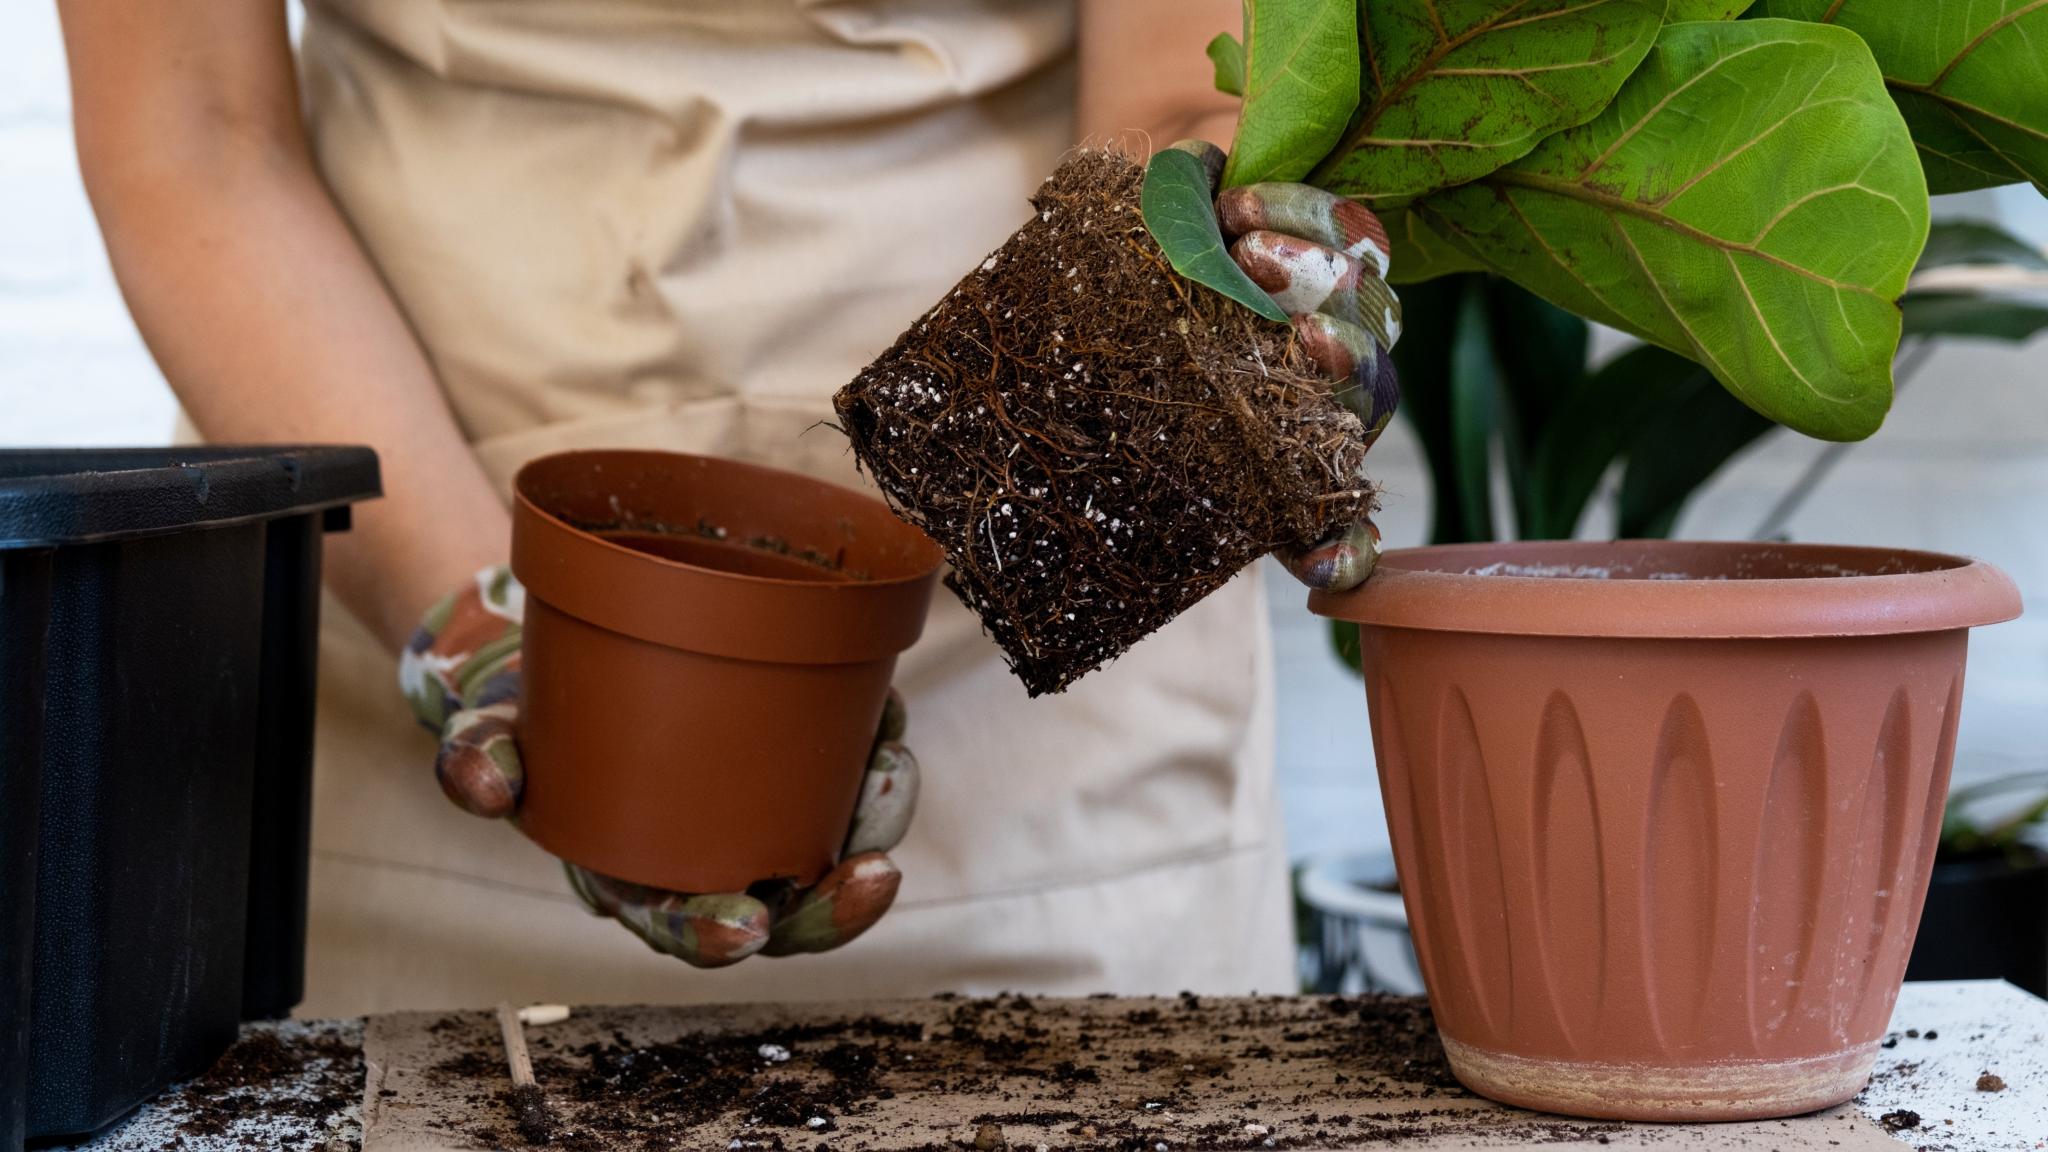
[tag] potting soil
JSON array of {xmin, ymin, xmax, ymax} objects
[{"xmin": 835, "ymin": 148, "xmax": 1377, "ymax": 695}]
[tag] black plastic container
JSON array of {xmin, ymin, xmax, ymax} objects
[
  {"xmin": 0, "ymin": 446, "xmax": 379, "ymax": 1149},
  {"xmin": 1906, "ymin": 848, "xmax": 2048, "ymax": 998}
]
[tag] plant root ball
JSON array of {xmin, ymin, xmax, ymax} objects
[{"xmin": 835, "ymin": 148, "xmax": 1377, "ymax": 695}]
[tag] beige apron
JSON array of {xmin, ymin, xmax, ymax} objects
[{"xmin": 294, "ymin": 0, "xmax": 1294, "ymax": 1016}]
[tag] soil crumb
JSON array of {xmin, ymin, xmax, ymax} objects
[
  {"xmin": 1975, "ymin": 1071, "xmax": 2006, "ymax": 1092},
  {"xmin": 507, "ymin": 1082, "xmax": 558, "ymax": 1145},
  {"xmin": 836, "ymin": 147, "xmax": 1376, "ymax": 695}
]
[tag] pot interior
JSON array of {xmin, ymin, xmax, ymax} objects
[
  {"xmin": 518, "ymin": 450, "xmax": 942, "ymax": 586},
  {"xmin": 1383, "ymin": 540, "xmax": 1969, "ymax": 582},
  {"xmin": 595, "ymin": 530, "xmax": 856, "ymax": 583}
]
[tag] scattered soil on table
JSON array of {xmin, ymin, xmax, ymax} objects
[
  {"xmin": 1879, "ymin": 1108, "xmax": 1922, "ymax": 1133},
  {"xmin": 835, "ymin": 147, "xmax": 1376, "ymax": 696},
  {"xmin": 411, "ymin": 995, "xmax": 1630, "ymax": 1151},
  {"xmin": 58, "ymin": 1024, "xmax": 364, "ymax": 1152}
]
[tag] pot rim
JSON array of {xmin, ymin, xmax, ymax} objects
[
  {"xmin": 1309, "ymin": 540, "xmax": 2021, "ymax": 639},
  {"xmin": 512, "ymin": 450, "xmax": 945, "ymax": 664}
]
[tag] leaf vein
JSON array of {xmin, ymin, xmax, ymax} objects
[
  {"xmin": 1654, "ymin": 92, "xmax": 1862, "ymax": 208},
  {"xmin": 1493, "ymin": 169, "xmax": 1892, "ymax": 298},
  {"xmin": 1434, "ymin": 43, "xmax": 1645, "ymax": 78},
  {"xmin": 1613, "ymin": 219, "xmax": 1751, "ymax": 409},
  {"xmin": 1726, "ymin": 249, "xmax": 1820, "ymax": 399},
  {"xmin": 1926, "ymin": 0, "xmax": 2048, "ymax": 92},
  {"xmin": 1579, "ymin": 37, "xmax": 1786, "ymax": 179}
]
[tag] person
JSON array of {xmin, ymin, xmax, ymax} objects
[{"xmin": 59, "ymin": 0, "xmax": 1398, "ymax": 1015}]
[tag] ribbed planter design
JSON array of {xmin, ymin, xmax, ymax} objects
[{"xmin": 1310, "ymin": 541, "xmax": 2021, "ymax": 1121}]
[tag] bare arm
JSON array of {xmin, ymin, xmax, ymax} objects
[
  {"xmin": 1076, "ymin": 0, "xmax": 1241, "ymax": 148},
  {"xmin": 59, "ymin": 0, "xmax": 506, "ymax": 652}
]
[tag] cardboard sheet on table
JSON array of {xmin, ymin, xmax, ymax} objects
[{"xmin": 362, "ymin": 997, "xmax": 1902, "ymax": 1151}]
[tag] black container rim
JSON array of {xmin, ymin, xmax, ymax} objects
[{"xmin": 0, "ymin": 445, "xmax": 381, "ymax": 548}]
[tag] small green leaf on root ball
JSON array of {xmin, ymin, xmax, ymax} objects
[{"xmin": 1140, "ymin": 148, "xmax": 1289, "ymax": 322}]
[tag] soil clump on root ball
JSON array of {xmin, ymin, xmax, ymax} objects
[{"xmin": 835, "ymin": 147, "xmax": 1377, "ymax": 695}]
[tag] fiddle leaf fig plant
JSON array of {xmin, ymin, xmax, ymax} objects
[
  {"xmin": 1142, "ymin": 0, "xmax": 1949, "ymax": 444},
  {"xmin": 1308, "ymin": 0, "xmax": 1667, "ymax": 203},
  {"xmin": 1750, "ymin": 0, "xmax": 2048, "ymax": 194},
  {"xmin": 1417, "ymin": 19, "xmax": 1925, "ymax": 441}
]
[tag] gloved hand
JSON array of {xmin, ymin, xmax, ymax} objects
[
  {"xmin": 1172, "ymin": 140, "xmax": 1401, "ymax": 594},
  {"xmin": 398, "ymin": 565, "xmax": 915, "ymax": 967}
]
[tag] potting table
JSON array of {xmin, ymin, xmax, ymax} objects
[{"xmin": 58, "ymin": 982, "xmax": 2047, "ymax": 1152}]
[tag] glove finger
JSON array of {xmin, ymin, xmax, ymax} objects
[
  {"xmin": 399, "ymin": 566, "xmax": 525, "ymax": 731},
  {"xmin": 877, "ymin": 686, "xmax": 908, "ymax": 744},
  {"xmin": 1293, "ymin": 314, "xmax": 1401, "ymax": 446},
  {"xmin": 399, "ymin": 611, "xmax": 463, "ymax": 734},
  {"xmin": 1216, "ymin": 183, "xmax": 1391, "ymax": 276},
  {"xmin": 627, "ymin": 892, "xmax": 775, "ymax": 969},
  {"xmin": 844, "ymin": 741, "xmax": 920, "ymax": 857},
  {"xmin": 1230, "ymin": 231, "xmax": 1403, "ymax": 349},
  {"xmin": 436, "ymin": 702, "xmax": 523, "ymax": 819},
  {"xmin": 565, "ymin": 860, "xmax": 627, "ymax": 917},
  {"xmin": 565, "ymin": 864, "xmax": 772, "ymax": 968},
  {"xmin": 1276, "ymin": 518, "xmax": 1383, "ymax": 592},
  {"xmin": 760, "ymin": 852, "xmax": 901, "ymax": 957}
]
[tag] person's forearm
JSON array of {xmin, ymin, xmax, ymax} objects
[
  {"xmin": 1077, "ymin": 0, "xmax": 1241, "ymax": 148},
  {"xmin": 85, "ymin": 144, "xmax": 503, "ymax": 651},
  {"xmin": 68, "ymin": 68, "xmax": 503, "ymax": 650}
]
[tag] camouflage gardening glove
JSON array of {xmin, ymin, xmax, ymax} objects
[
  {"xmin": 399, "ymin": 565, "xmax": 916, "ymax": 967},
  {"xmin": 1174, "ymin": 140, "xmax": 1400, "ymax": 593}
]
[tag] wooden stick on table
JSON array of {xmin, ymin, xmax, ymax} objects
[{"xmin": 497, "ymin": 1002, "xmax": 558, "ymax": 1145}]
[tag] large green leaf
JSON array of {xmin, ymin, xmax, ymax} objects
[
  {"xmin": 1208, "ymin": 32, "xmax": 1247, "ymax": 97},
  {"xmin": 1523, "ymin": 343, "xmax": 1683, "ymax": 538},
  {"xmin": 1753, "ymin": 0, "xmax": 2048, "ymax": 194},
  {"xmin": 1669, "ymin": 0, "xmax": 1755, "ymax": 16},
  {"xmin": 1900, "ymin": 292, "xmax": 2048, "ymax": 341},
  {"xmin": 1915, "ymin": 219, "xmax": 2048, "ymax": 273},
  {"xmin": 1140, "ymin": 149, "xmax": 1290, "ymax": 323},
  {"xmin": 1420, "ymin": 19, "xmax": 1929, "ymax": 442},
  {"xmin": 1221, "ymin": 0, "xmax": 1360, "ymax": 187},
  {"xmin": 1483, "ymin": 278, "xmax": 1589, "ymax": 534},
  {"xmin": 1381, "ymin": 204, "xmax": 1486, "ymax": 283},
  {"xmin": 1617, "ymin": 368, "xmax": 1777, "ymax": 536},
  {"xmin": 1309, "ymin": 0, "xmax": 1666, "ymax": 205},
  {"xmin": 1448, "ymin": 282, "xmax": 1501, "ymax": 543}
]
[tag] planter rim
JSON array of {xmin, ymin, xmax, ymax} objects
[
  {"xmin": 512, "ymin": 450, "xmax": 945, "ymax": 665},
  {"xmin": 1309, "ymin": 539, "xmax": 2020, "ymax": 639}
]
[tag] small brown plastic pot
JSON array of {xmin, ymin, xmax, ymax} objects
[
  {"xmin": 510, "ymin": 450, "xmax": 943, "ymax": 894},
  {"xmin": 1310, "ymin": 541, "xmax": 2021, "ymax": 1122}
]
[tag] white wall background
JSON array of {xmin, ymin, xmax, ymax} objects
[{"xmin": 5, "ymin": 3, "xmax": 2044, "ymax": 865}]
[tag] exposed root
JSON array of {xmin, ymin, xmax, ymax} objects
[{"xmin": 836, "ymin": 148, "xmax": 1377, "ymax": 694}]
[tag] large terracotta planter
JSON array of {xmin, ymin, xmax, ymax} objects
[
  {"xmin": 1309, "ymin": 541, "xmax": 2021, "ymax": 1122},
  {"xmin": 511, "ymin": 450, "xmax": 943, "ymax": 894}
]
